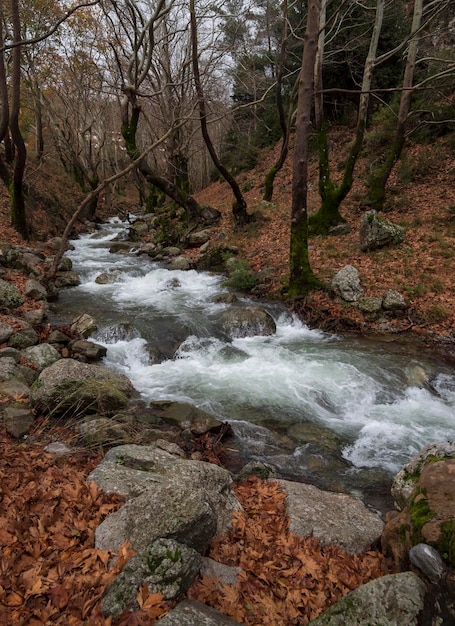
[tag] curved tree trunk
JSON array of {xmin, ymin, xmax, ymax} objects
[{"xmin": 189, "ymin": 0, "xmax": 250, "ymax": 225}]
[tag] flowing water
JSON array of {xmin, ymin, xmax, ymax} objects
[{"xmin": 49, "ymin": 218, "xmax": 455, "ymax": 513}]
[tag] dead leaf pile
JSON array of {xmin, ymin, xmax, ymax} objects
[
  {"xmin": 0, "ymin": 430, "xmax": 170, "ymax": 625},
  {"xmin": 189, "ymin": 476, "xmax": 388, "ymax": 625}
]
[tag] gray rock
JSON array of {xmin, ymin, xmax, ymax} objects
[
  {"xmin": 149, "ymin": 401, "xmax": 224, "ymax": 434},
  {"xmin": 48, "ymin": 329, "xmax": 71, "ymax": 344},
  {"xmin": 23, "ymin": 307, "xmax": 47, "ymax": 325},
  {"xmin": 236, "ymin": 461, "xmax": 277, "ymax": 482},
  {"xmin": 360, "ymin": 210, "xmax": 405, "ymax": 252},
  {"xmin": 109, "ymin": 242, "xmax": 133, "ymax": 254},
  {"xmin": 8, "ymin": 328, "xmax": 40, "ymax": 349},
  {"xmin": 0, "ymin": 322, "xmax": 14, "ymax": 343},
  {"xmin": 70, "ymin": 339, "xmax": 107, "ymax": 361},
  {"xmin": 77, "ymin": 417, "xmax": 134, "ymax": 446},
  {"xmin": 307, "ymin": 572, "xmax": 425, "ymax": 625},
  {"xmin": 278, "ymin": 480, "xmax": 384, "ymax": 554},
  {"xmin": 21, "ymin": 344, "xmax": 61, "ymax": 372},
  {"xmin": 94, "ymin": 480, "xmax": 217, "ymax": 554},
  {"xmin": 391, "ymin": 440, "xmax": 455, "ymax": 510},
  {"xmin": 54, "ymin": 271, "xmax": 81, "ymax": 288},
  {"xmin": 24, "ymin": 278, "xmax": 47, "ymax": 301},
  {"xmin": 156, "ymin": 600, "xmax": 243, "ymax": 625},
  {"xmin": 167, "ymin": 255, "xmax": 191, "ymax": 271},
  {"xmin": 44, "ymin": 442, "xmax": 73, "ymax": 455},
  {"xmin": 44, "ymin": 254, "xmax": 73, "ymax": 272},
  {"xmin": 0, "ymin": 279, "xmax": 24, "ymax": 309},
  {"xmin": 0, "ymin": 357, "xmax": 19, "ymax": 381},
  {"xmin": 358, "ymin": 296, "xmax": 383, "ymax": 315},
  {"xmin": 162, "ymin": 247, "xmax": 181, "ymax": 257},
  {"xmin": 95, "ymin": 271, "xmax": 121, "ymax": 284},
  {"xmin": 88, "ymin": 442, "xmax": 241, "ymax": 537},
  {"xmin": 186, "ymin": 230, "xmax": 212, "ymax": 247},
  {"xmin": 0, "ymin": 347, "xmax": 21, "ymax": 361},
  {"xmin": 70, "ymin": 313, "xmax": 97, "ymax": 338},
  {"xmin": 3, "ymin": 407, "xmax": 35, "ymax": 438},
  {"xmin": 102, "ymin": 538, "xmax": 201, "ymax": 617},
  {"xmin": 0, "ymin": 378, "xmax": 30, "ymax": 401},
  {"xmin": 409, "ymin": 543, "xmax": 448, "ymax": 585},
  {"xmin": 331, "ymin": 265, "xmax": 363, "ymax": 302},
  {"xmin": 382, "ymin": 289, "xmax": 409, "ymax": 311},
  {"xmin": 30, "ymin": 358, "xmax": 134, "ymax": 417},
  {"xmin": 221, "ymin": 305, "xmax": 276, "ymax": 338},
  {"xmin": 200, "ymin": 557, "xmax": 242, "ymax": 586}
]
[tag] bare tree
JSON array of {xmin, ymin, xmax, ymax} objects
[
  {"xmin": 288, "ymin": 0, "xmax": 322, "ymax": 297},
  {"xmin": 189, "ymin": 0, "xmax": 251, "ymax": 225}
]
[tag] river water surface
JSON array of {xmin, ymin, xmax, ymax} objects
[{"xmin": 49, "ymin": 218, "xmax": 455, "ymax": 513}]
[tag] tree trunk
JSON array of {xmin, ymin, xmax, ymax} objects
[
  {"xmin": 263, "ymin": 0, "xmax": 292, "ymax": 203},
  {"xmin": 368, "ymin": 0, "xmax": 422, "ymax": 211},
  {"xmin": 9, "ymin": 0, "xmax": 29, "ymax": 240},
  {"xmin": 310, "ymin": 0, "xmax": 384, "ymax": 234},
  {"xmin": 288, "ymin": 0, "xmax": 322, "ymax": 298},
  {"xmin": 189, "ymin": 0, "xmax": 250, "ymax": 225},
  {"xmin": 121, "ymin": 98, "xmax": 202, "ymax": 221}
]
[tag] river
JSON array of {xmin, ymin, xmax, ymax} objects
[{"xmin": 49, "ymin": 218, "xmax": 455, "ymax": 513}]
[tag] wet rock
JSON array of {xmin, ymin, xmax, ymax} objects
[
  {"xmin": 95, "ymin": 271, "xmax": 121, "ymax": 284},
  {"xmin": 279, "ymin": 480, "xmax": 384, "ymax": 553},
  {"xmin": 70, "ymin": 339, "xmax": 107, "ymax": 361},
  {"xmin": 236, "ymin": 461, "xmax": 277, "ymax": 482},
  {"xmin": 54, "ymin": 271, "xmax": 81, "ymax": 288},
  {"xmin": 70, "ymin": 313, "xmax": 97, "ymax": 338},
  {"xmin": 167, "ymin": 255, "xmax": 191, "ymax": 271},
  {"xmin": 360, "ymin": 210, "xmax": 405, "ymax": 252},
  {"xmin": 331, "ymin": 265, "xmax": 363, "ymax": 302},
  {"xmin": 307, "ymin": 572, "xmax": 425, "ymax": 625},
  {"xmin": 102, "ymin": 538, "xmax": 201, "ymax": 617},
  {"xmin": 221, "ymin": 305, "xmax": 276, "ymax": 338},
  {"xmin": 48, "ymin": 329, "xmax": 71, "ymax": 345},
  {"xmin": 149, "ymin": 401, "xmax": 224, "ymax": 435}
]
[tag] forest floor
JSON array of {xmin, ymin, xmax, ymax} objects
[{"xmin": 1, "ymin": 128, "xmax": 455, "ymax": 623}]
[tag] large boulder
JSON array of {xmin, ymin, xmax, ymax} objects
[
  {"xmin": 88, "ymin": 442, "xmax": 242, "ymax": 543},
  {"xmin": 101, "ymin": 538, "xmax": 201, "ymax": 618},
  {"xmin": 29, "ymin": 358, "xmax": 134, "ymax": 417},
  {"xmin": 331, "ymin": 265, "xmax": 363, "ymax": 302},
  {"xmin": 307, "ymin": 572, "xmax": 426, "ymax": 625},
  {"xmin": 382, "ymin": 456, "xmax": 455, "ymax": 570},
  {"xmin": 360, "ymin": 210, "xmax": 405, "ymax": 252},
  {"xmin": 221, "ymin": 305, "xmax": 276, "ymax": 338},
  {"xmin": 279, "ymin": 480, "xmax": 384, "ymax": 554}
]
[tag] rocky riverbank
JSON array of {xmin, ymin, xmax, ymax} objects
[{"xmin": 1, "ymin": 223, "xmax": 455, "ymax": 624}]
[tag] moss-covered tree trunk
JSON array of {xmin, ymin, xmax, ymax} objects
[{"xmin": 288, "ymin": 0, "xmax": 322, "ymax": 298}]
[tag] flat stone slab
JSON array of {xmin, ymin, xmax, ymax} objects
[{"xmin": 278, "ymin": 479, "xmax": 384, "ymax": 554}]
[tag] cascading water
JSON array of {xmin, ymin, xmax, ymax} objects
[{"xmin": 50, "ymin": 218, "xmax": 455, "ymax": 512}]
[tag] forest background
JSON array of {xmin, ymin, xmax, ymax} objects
[{"xmin": 0, "ymin": 0, "xmax": 454, "ymax": 321}]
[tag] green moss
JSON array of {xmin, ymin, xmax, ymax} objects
[
  {"xmin": 409, "ymin": 488, "xmax": 434, "ymax": 544},
  {"xmin": 439, "ymin": 521, "xmax": 455, "ymax": 567}
]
